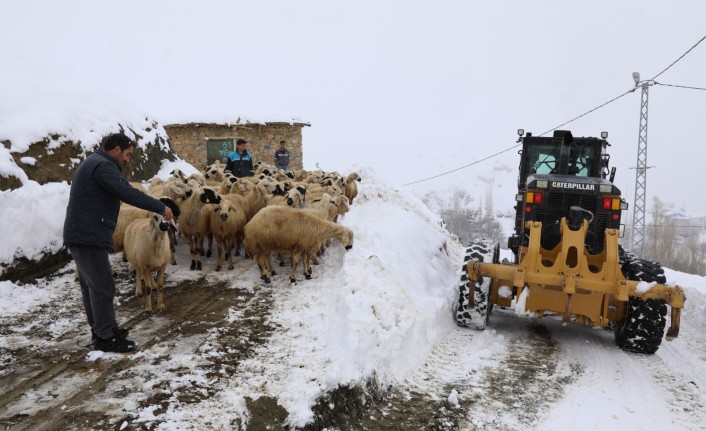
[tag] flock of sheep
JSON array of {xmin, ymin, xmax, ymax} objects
[{"xmin": 115, "ymin": 160, "xmax": 361, "ymax": 312}]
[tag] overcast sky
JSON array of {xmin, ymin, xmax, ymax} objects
[{"xmin": 1, "ymin": 0, "xmax": 705, "ymax": 216}]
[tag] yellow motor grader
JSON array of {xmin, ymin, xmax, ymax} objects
[{"xmin": 455, "ymin": 130, "xmax": 685, "ymax": 354}]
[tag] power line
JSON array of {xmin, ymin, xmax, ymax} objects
[
  {"xmin": 654, "ymin": 82, "xmax": 706, "ymax": 91},
  {"xmin": 402, "ymin": 33, "xmax": 706, "ymax": 188},
  {"xmin": 650, "ymin": 34, "xmax": 706, "ymax": 80},
  {"xmin": 536, "ymin": 88, "xmax": 635, "ymax": 137},
  {"xmin": 401, "ymin": 87, "xmax": 632, "ymax": 187},
  {"xmin": 401, "ymin": 144, "xmax": 520, "ymax": 186},
  {"xmin": 625, "ymin": 224, "xmax": 706, "ymax": 228}
]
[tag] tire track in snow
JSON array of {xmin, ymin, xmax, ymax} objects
[
  {"xmin": 355, "ymin": 311, "xmax": 584, "ymax": 430},
  {"xmin": 629, "ymin": 352, "xmax": 705, "ymax": 430}
]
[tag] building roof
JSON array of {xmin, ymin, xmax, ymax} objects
[{"xmin": 165, "ymin": 116, "xmax": 310, "ymax": 128}]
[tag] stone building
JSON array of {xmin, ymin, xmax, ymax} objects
[{"xmin": 164, "ymin": 119, "xmax": 310, "ymax": 170}]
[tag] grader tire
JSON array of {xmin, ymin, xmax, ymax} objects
[
  {"xmin": 615, "ymin": 296, "xmax": 667, "ymax": 354},
  {"xmin": 618, "ymin": 245, "xmax": 667, "ymax": 284},
  {"xmin": 455, "ymin": 239, "xmax": 497, "ymax": 330},
  {"xmin": 615, "ymin": 245, "xmax": 668, "ymax": 353}
]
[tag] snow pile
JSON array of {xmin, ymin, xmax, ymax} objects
[
  {"xmin": 0, "ymin": 181, "xmax": 70, "ymax": 265},
  {"xmin": 258, "ymin": 170, "xmax": 461, "ymax": 425}
]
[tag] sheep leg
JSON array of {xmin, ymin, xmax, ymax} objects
[
  {"xmin": 135, "ymin": 267, "xmax": 143, "ymax": 296},
  {"xmin": 214, "ymin": 235, "xmax": 223, "ymax": 271},
  {"xmin": 225, "ymin": 236, "xmax": 234, "ymax": 270},
  {"xmin": 234, "ymin": 232, "xmax": 243, "ymax": 257},
  {"xmin": 168, "ymin": 227, "xmax": 177, "ymax": 265},
  {"xmin": 303, "ymin": 251, "xmax": 312, "ymax": 279},
  {"xmin": 144, "ymin": 269, "xmax": 154, "ymax": 312},
  {"xmin": 194, "ymin": 234, "xmax": 204, "ymax": 270},
  {"xmin": 187, "ymin": 236, "xmax": 198, "ymax": 270},
  {"xmin": 265, "ymin": 252, "xmax": 276, "ymax": 276},
  {"xmin": 255, "ymin": 253, "xmax": 271, "ymax": 283},
  {"xmin": 278, "ymin": 252, "xmax": 286, "ymax": 267},
  {"xmin": 156, "ymin": 264, "xmax": 167, "ymax": 311},
  {"xmin": 205, "ymin": 233, "xmax": 214, "ymax": 258},
  {"xmin": 309, "ymin": 250, "xmax": 319, "ymax": 266},
  {"xmin": 290, "ymin": 251, "xmax": 301, "ymax": 283}
]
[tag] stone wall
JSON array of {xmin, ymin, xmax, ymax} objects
[{"xmin": 164, "ymin": 122, "xmax": 308, "ymax": 170}]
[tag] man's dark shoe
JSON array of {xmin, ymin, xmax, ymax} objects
[
  {"xmin": 91, "ymin": 327, "xmax": 129, "ymax": 347},
  {"xmin": 94, "ymin": 328, "xmax": 137, "ymax": 353}
]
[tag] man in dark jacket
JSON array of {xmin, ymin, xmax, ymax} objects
[
  {"xmin": 225, "ymin": 138, "xmax": 254, "ymax": 177},
  {"xmin": 273, "ymin": 140, "xmax": 290, "ymax": 171},
  {"xmin": 63, "ymin": 133, "xmax": 174, "ymax": 353}
]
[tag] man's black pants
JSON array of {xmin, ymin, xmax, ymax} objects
[{"xmin": 68, "ymin": 244, "xmax": 119, "ymax": 339}]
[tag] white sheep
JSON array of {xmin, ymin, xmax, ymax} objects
[
  {"xmin": 209, "ymin": 199, "xmax": 246, "ymax": 271},
  {"xmin": 218, "ymin": 173, "xmax": 238, "ymax": 195},
  {"xmin": 178, "ymin": 187, "xmax": 222, "ymax": 270},
  {"xmin": 113, "ymin": 205, "xmax": 149, "ymax": 254},
  {"xmin": 170, "ymin": 168, "xmax": 188, "ymax": 182},
  {"xmin": 123, "ymin": 214, "xmax": 172, "ymax": 311},
  {"xmin": 343, "ymin": 172, "xmax": 361, "ymax": 204},
  {"xmin": 146, "ymin": 182, "xmax": 191, "ymax": 265},
  {"xmin": 203, "ymin": 163, "xmax": 227, "ymax": 182},
  {"xmin": 113, "ymin": 197, "xmax": 180, "ymax": 264},
  {"xmin": 219, "ymin": 183, "xmax": 270, "ymax": 257},
  {"xmin": 148, "ymin": 179, "xmax": 193, "ymax": 204},
  {"xmin": 229, "ymin": 177, "xmax": 255, "ymax": 195},
  {"xmin": 129, "ymin": 181, "xmax": 148, "ymax": 192},
  {"xmin": 244, "ymin": 205, "xmax": 354, "ymax": 283}
]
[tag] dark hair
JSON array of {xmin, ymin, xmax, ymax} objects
[
  {"xmin": 236, "ymin": 138, "xmax": 247, "ymax": 146},
  {"xmin": 279, "ymin": 140, "xmax": 285, "ymax": 144},
  {"xmin": 102, "ymin": 133, "xmax": 135, "ymax": 151}
]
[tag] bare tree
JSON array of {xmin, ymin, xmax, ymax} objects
[
  {"xmin": 644, "ymin": 196, "xmax": 677, "ymax": 264},
  {"xmin": 643, "ymin": 195, "xmax": 705, "ymax": 275},
  {"xmin": 421, "ymin": 188, "xmax": 509, "ymax": 247}
]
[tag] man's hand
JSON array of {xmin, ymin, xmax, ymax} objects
[{"xmin": 163, "ymin": 206, "xmax": 174, "ymax": 222}]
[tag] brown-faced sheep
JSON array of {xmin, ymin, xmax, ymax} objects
[
  {"xmin": 123, "ymin": 214, "xmax": 172, "ymax": 312},
  {"xmin": 244, "ymin": 206, "xmax": 354, "ymax": 283}
]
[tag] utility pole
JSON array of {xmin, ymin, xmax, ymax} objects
[{"xmin": 630, "ymin": 72, "xmax": 654, "ymax": 256}]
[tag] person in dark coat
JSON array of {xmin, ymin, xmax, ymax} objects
[
  {"xmin": 225, "ymin": 138, "xmax": 254, "ymax": 177},
  {"xmin": 63, "ymin": 133, "xmax": 174, "ymax": 353},
  {"xmin": 273, "ymin": 140, "xmax": 290, "ymax": 171}
]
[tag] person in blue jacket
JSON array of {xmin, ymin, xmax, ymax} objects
[
  {"xmin": 225, "ymin": 138, "xmax": 254, "ymax": 177},
  {"xmin": 63, "ymin": 133, "xmax": 174, "ymax": 353}
]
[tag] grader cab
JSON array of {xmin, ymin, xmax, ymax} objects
[{"xmin": 455, "ymin": 130, "xmax": 685, "ymax": 354}]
